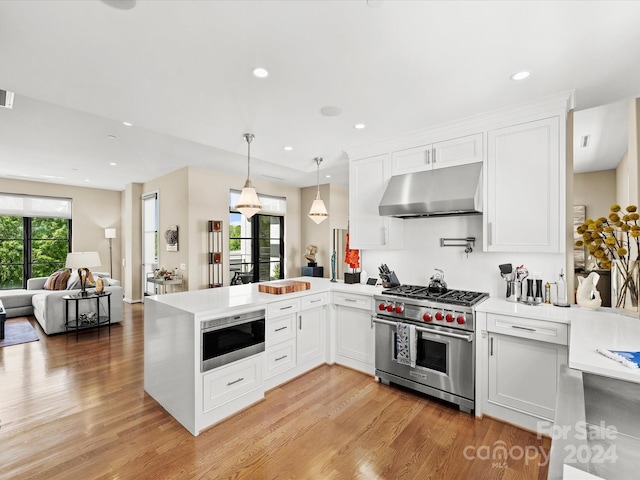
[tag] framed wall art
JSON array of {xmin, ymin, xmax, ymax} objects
[{"xmin": 165, "ymin": 225, "xmax": 179, "ymax": 251}]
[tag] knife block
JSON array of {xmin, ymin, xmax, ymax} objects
[{"xmin": 381, "ymin": 271, "xmax": 400, "ymax": 288}]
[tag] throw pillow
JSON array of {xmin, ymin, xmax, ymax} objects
[
  {"xmin": 43, "ymin": 269, "xmax": 72, "ymax": 290},
  {"xmin": 67, "ymin": 270, "xmax": 80, "ymax": 290}
]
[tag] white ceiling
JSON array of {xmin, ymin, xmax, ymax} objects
[{"xmin": 1, "ymin": 0, "xmax": 639, "ymax": 191}]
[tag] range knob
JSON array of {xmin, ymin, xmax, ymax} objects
[
  {"xmin": 386, "ymin": 304, "xmax": 394, "ymax": 312},
  {"xmin": 378, "ymin": 303, "xmax": 387, "ymax": 311},
  {"xmin": 445, "ymin": 313, "xmax": 454, "ymax": 323},
  {"xmin": 457, "ymin": 315, "xmax": 466, "ymax": 325},
  {"xmin": 395, "ymin": 305, "xmax": 404, "ymax": 314},
  {"xmin": 423, "ymin": 312, "xmax": 432, "ymax": 322},
  {"xmin": 435, "ymin": 312, "xmax": 444, "ymax": 321}
]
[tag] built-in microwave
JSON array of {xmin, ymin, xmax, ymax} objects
[{"xmin": 201, "ymin": 309, "xmax": 265, "ymax": 372}]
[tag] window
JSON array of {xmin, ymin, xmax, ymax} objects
[
  {"xmin": 0, "ymin": 194, "xmax": 72, "ymax": 289},
  {"xmin": 229, "ymin": 192, "xmax": 285, "ymax": 284}
]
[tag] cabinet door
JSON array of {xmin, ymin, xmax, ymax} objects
[
  {"xmin": 432, "ymin": 133, "xmax": 483, "ymax": 168},
  {"xmin": 336, "ymin": 305, "xmax": 375, "ymax": 366},
  {"xmin": 485, "ymin": 117, "xmax": 561, "ymax": 252},
  {"xmin": 488, "ymin": 333, "xmax": 567, "ymax": 420},
  {"xmin": 391, "ymin": 144, "xmax": 433, "ymax": 175},
  {"xmin": 297, "ymin": 306, "xmax": 324, "ymax": 366},
  {"xmin": 349, "ymin": 154, "xmax": 403, "ymax": 250}
]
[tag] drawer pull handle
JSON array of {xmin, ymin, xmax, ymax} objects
[
  {"xmin": 344, "ymin": 298, "xmax": 357, "ymax": 302},
  {"xmin": 274, "ymin": 326, "xmax": 287, "ymax": 332},
  {"xmin": 511, "ymin": 325, "xmax": 536, "ymax": 332},
  {"xmin": 280, "ymin": 305, "xmax": 293, "ymax": 310},
  {"xmin": 310, "ymin": 299, "xmax": 322, "ymax": 303},
  {"xmin": 227, "ymin": 377, "xmax": 244, "ymax": 386},
  {"xmin": 275, "ymin": 355, "xmax": 288, "ymax": 362},
  {"xmin": 490, "ymin": 337, "xmax": 494, "ymax": 356}
]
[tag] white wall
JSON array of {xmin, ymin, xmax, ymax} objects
[{"xmin": 360, "ymin": 215, "xmax": 565, "ymax": 300}]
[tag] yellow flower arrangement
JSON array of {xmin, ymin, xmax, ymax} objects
[{"xmin": 575, "ymin": 204, "xmax": 639, "ymax": 309}]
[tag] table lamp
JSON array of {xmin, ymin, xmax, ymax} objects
[{"xmin": 65, "ymin": 252, "xmax": 101, "ymax": 296}]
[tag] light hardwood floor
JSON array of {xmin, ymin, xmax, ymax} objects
[{"xmin": 0, "ymin": 303, "xmax": 550, "ymax": 479}]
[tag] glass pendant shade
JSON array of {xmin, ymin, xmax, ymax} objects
[
  {"xmin": 308, "ymin": 157, "xmax": 328, "ymax": 224},
  {"xmin": 237, "ymin": 178, "xmax": 261, "ymax": 219},
  {"xmin": 236, "ymin": 133, "xmax": 261, "ymax": 218}
]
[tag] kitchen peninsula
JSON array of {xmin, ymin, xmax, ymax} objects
[{"xmin": 144, "ymin": 278, "xmax": 379, "ymax": 436}]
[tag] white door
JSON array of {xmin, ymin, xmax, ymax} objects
[{"xmin": 297, "ymin": 307, "xmax": 324, "ymax": 366}]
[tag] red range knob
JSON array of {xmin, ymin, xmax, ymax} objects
[
  {"xmin": 423, "ymin": 313, "xmax": 432, "ymax": 322},
  {"xmin": 386, "ymin": 304, "xmax": 394, "ymax": 312},
  {"xmin": 457, "ymin": 315, "xmax": 466, "ymax": 325},
  {"xmin": 445, "ymin": 313, "xmax": 454, "ymax": 322},
  {"xmin": 378, "ymin": 303, "xmax": 386, "ymax": 311},
  {"xmin": 435, "ymin": 312, "xmax": 444, "ymax": 321},
  {"xmin": 395, "ymin": 305, "xmax": 404, "ymax": 314}
]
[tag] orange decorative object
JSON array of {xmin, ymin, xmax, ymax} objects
[{"xmin": 344, "ymin": 233, "xmax": 360, "ymax": 269}]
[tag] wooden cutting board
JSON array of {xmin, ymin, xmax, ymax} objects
[{"xmin": 258, "ymin": 280, "xmax": 311, "ymax": 295}]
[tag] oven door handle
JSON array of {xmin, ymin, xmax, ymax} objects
[{"xmin": 372, "ymin": 317, "xmax": 474, "ymax": 342}]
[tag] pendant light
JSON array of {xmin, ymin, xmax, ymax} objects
[
  {"xmin": 308, "ymin": 157, "xmax": 328, "ymax": 224},
  {"xmin": 236, "ymin": 133, "xmax": 262, "ymax": 218}
]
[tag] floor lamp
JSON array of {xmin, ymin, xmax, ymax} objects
[{"xmin": 105, "ymin": 228, "xmax": 116, "ymax": 277}]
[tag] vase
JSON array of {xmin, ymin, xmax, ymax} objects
[{"xmin": 611, "ymin": 259, "xmax": 640, "ymax": 315}]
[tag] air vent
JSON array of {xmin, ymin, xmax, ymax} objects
[
  {"xmin": 0, "ymin": 89, "xmax": 15, "ymax": 109},
  {"xmin": 580, "ymin": 135, "xmax": 590, "ymax": 148}
]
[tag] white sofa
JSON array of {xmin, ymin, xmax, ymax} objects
[{"xmin": 0, "ymin": 275, "xmax": 123, "ymax": 335}]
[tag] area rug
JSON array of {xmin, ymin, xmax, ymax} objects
[{"xmin": 0, "ymin": 318, "xmax": 40, "ymax": 347}]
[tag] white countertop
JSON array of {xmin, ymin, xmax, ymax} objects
[
  {"xmin": 476, "ymin": 297, "xmax": 572, "ymax": 324},
  {"xmin": 146, "ymin": 277, "xmax": 383, "ymax": 318}
]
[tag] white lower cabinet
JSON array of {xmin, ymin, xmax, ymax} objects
[
  {"xmin": 265, "ymin": 338, "xmax": 296, "ymax": 378},
  {"xmin": 333, "ymin": 292, "xmax": 375, "ymax": 375},
  {"xmin": 297, "ymin": 305, "xmax": 324, "ymax": 366},
  {"xmin": 202, "ymin": 354, "xmax": 263, "ymax": 412},
  {"xmin": 478, "ymin": 312, "xmax": 568, "ymax": 432}
]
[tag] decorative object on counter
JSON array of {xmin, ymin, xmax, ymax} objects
[
  {"xmin": 573, "ymin": 204, "xmax": 586, "ymax": 268},
  {"xmin": 65, "ymin": 252, "xmax": 100, "ymax": 297},
  {"xmin": 428, "ymin": 269, "xmax": 447, "ymax": 293},
  {"xmin": 104, "ymin": 228, "xmax": 116, "ymax": 277},
  {"xmin": 575, "ymin": 204, "xmax": 639, "ymax": 313},
  {"xmin": 95, "ymin": 276, "xmax": 105, "ymax": 294},
  {"xmin": 330, "ymin": 250, "xmax": 337, "ymax": 283},
  {"xmin": 378, "ymin": 264, "xmax": 400, "ymax": 288},
  {"xmin": 301, "ymin": 265, "xmax": 324, "ymax": 277},
  {"xmin": 344, "ymin": 233, "xmax": 360, "ymax": 284},
  {"xmin": 596, "ymin": 348, "xmax": 640, "ymax": 369},
  {"xmin": 553, "ymin": 268, "xmax": 570, "ymax": 307},
  {"xmin": 545, "ymin": 282, "xmax": 551, "ymax": 304},
  {"xmin": 534, "ymin": 278, "xmax": 543, "ymax": 304},
  {"xmin": 308, "ymin": 157, "xmax": 328, "ymax": 224},
  {"xmin": 576, "ymin": 271, "xmax": 602, "ymax": 310},
  {"xmin": 498, "ymin": 263, "xmax": 515, "ymax": 299},
  {"xmin": 440, "ymin": 237, "xmax": 475, "ymax": 258},
  {"xmin": 304, "ymin": 244, "xmax": 318, "ymax": 264},
  {"xmin": 164, "ymin": 225, "xmax": 178, "ymax": 251},
  {"xmin": 236, "ymin": 133, "xmax": 262, "ymax": 219},
  {"xmin": 208, "ymin": 220, "xmax": 222, "ymax": 288}
]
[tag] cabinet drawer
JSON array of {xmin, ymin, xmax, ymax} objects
[
  {"xmin": 332, "ymin": 291, "xmax": 373, "ymax": 310},
  {"xmin": 300, "ymin": 292, "xmax": 328, "ymax": 310},
  {"xmin": 265, "ymin": 339, "xmax": 296, "ymax": 378},
  {"xmin": 267, "ymin": 298, "xmax": 301, "ymax": 318},
  {"xmin": 487, "ymin": 313, "xmax": 568, "ymax": 345},
  {"xmin": 266, "ymin": 313, "xmax": 296, "ymax": 345},
  {"xmin": 202, "ymin": 354, "xmax": 263, "ymax": 412}
]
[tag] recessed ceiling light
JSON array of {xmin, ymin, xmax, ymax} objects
[
  {"xmin": 110, "ymin": 162, "xmax": 117, "ymax": 166},
  {"xmin": 122, "ymin": 121, "xmax": 133, "ymax": 127},
  {"xmin": 354, "ymin": 123, "xmax": 366, "ymax": 130},
  {"xmin": 510, "ymin": 71, "xmax": 530, "ymax": 81},
  {"xmin": 325, "ymin": 175, "xmax": 331, "ymax": 178},
  {"xmin": 252, "ymin": 67, "xmax": 269, "ymax": 78},
  {"xmin": 320, "ymin": 106, "xmax": 343, "ymax": 117},
  {"xmin": 284, "ymin": 146, "xmax": 293, "ymax": 151},
  {"xmin": 84, "ymin": 179, "xmax": 91, "ymax": 182}
]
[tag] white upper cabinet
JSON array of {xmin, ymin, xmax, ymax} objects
[
  {"xmin": 349, "ymin": 154, "xmax": 404, "ymax": 250},
  {"xmin": 485, "ymin": 117, "xmax": 561, "ymax": 253},
  {"xmin": 391, "ymin": 133, "xmax": 483, "ymax": 175}
]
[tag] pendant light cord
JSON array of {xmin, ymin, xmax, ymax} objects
[
  {"xmin": 314, "ymin": 157, "xmax": 322, "ymax": 198},
  {"xmin": 244, "ymin": 133, "xmax": 254, "ymax": 181}
]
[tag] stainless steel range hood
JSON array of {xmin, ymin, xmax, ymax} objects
[{"xmin": 378, "ymin": 163, "xmax": 482, "ymax": 218}]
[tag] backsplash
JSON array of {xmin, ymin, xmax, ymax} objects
[{"xmin": 359, "ymin": 215, "xmax": 565, "ymax": 299}]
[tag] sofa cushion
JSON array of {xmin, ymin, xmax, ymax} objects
[
  {"xmin": 44, "ymin": 269, "xmax": 71, "ymax": 290},
  {"xmin": 0, "ymin": 289, "xmax": 35, "ymax": 309}
]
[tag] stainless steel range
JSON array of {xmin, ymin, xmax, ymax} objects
[{"xmin": 373, "ymin": 284, "xmax": 488, "ymax": 413}]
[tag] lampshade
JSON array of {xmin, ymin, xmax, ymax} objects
[
  {"xmin": 236, "ymin": 133, "xmax": 262, "ymax": 218},
  {"xmin": 308, "ymin": 157, "xmax": 328, "ymax": 224},
  {"xmin": 65, "ymin": 252, "xmax": 101, "ymax": 269},
  {"xmin": 105, "ymin": 228, "xmax": 116, "ymax": 239}
]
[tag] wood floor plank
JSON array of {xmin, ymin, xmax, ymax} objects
[{"xmin": 0, "ymin": 303, "xmax": 550, "ymax": 479}]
